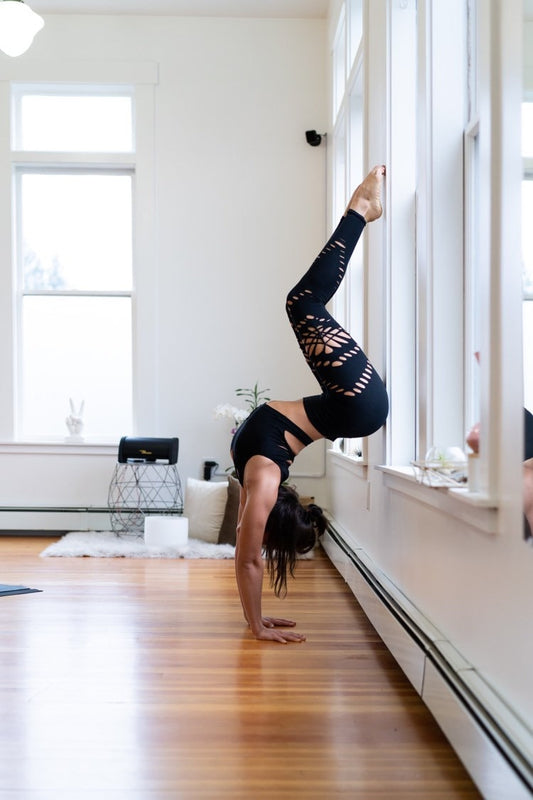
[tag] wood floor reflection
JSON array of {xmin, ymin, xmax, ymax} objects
[{"xmin": 0, "ymin": 536, "xmax": 481, "ymax": 799}]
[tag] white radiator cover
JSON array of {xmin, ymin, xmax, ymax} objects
[
  {"xmin": 0, "ymin": 508, "xmax": 112, "ymax": 532},
  {"xmin": 321, "ymin": 525, "xmax": 533, "ymax": 800}
]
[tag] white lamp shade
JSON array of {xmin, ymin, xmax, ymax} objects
[{"xmin": 0, "ymin": 1, "xmax": 44, "ymax": 58}]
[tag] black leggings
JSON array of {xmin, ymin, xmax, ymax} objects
[{"xmin": 286, "ymin": 210, "xmax": 389, "ymax": 440}]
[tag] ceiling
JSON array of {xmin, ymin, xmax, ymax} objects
[
  {"xmin": 23, "ymin": 0, "xmax": 533, "ymax": 22},
  {"xmin": 29, "ymin": 0, "xmax": 329, "ymax": 17}
]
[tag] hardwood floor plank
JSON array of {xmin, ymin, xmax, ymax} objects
[{"xmin": 0, "ymin": 536, "xmax": 481, "ymax": 798}]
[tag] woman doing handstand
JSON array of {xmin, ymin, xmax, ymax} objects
[{"xmin": 231, "ymin": 165, "xmax": 389, "ymax": 643}]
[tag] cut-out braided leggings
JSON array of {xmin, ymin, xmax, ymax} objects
[{"xmin": 286, "ymin": 210, "xmax": 389, "ymax": 440}]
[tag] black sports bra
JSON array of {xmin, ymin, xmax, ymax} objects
[{"xmin": 230, "ymin": 404, "xmax": 313, "ymax": 486}]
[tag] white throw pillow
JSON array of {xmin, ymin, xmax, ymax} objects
[{"xmin": 184, "ymin": 478, "xmax": 229, "ymax": 543}]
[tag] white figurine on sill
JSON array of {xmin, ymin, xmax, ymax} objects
[{"xmin": 65, "ymin": 398, "xmax": 84, "ymax": 440}]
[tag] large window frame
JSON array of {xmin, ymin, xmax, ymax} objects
[
  {"xmin": 330, "ymin": 0, "xmax": 366, "ymax": 461},
  {"xmin": 395, "ymin": 0, "xmax": 522, "ymax": 513},
  {"xmin": 14, "ymin": 162, "xmax": 135, "ymax": 441},
  {"xmin": 523, "ymin": 96, "xmax": 533, "ymax": 414},
  {"xmin": 330, "ymin": 0, "xmax": 517, "ymax": 514},
  {"xmin": 415, "ymin": 0, "xmax": 468, "ymax": 464},
  {"xmin": 330, "ymin": 0, "xmax": 417, "ymax": 468},
  {"xmin": 0, "ymin": 61, "xmax": 157, "ymax": 446}
]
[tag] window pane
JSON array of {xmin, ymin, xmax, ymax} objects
[
  {"xmin": 524, "ymin": 302, "xmax": 533, "ymax": 412},
  {"xmin": 20, "ymin": 296, "xmax": 132, "ymax": 439},
  {"xmin": 348, "ymin": 82, "xmax": 363, "ymax": 346},
  {"xmin": 523, "ymin": 179, "xmax": 533, "ymax": 295},
  {"xmin": 332, "ymin": 113, "xmax": 346, "ymax": 219},
  {"xmin": 465, "ymin": 132, "xmax": 481, "ymax": 430},
  {"xmin": 20, "ymin": 172, "xmax": 132, "ymax": 292},
  {"xmin": 523, "ymin": 102, "xmax": 533, "ymax": 158},
  {"xmin": 15, "ymin": 92, "xmax": 133, "ymax": 152},
  {"xmin": 332, "ymin": 11, "xmax": 346, "ymax": 119},
  {"xmin": 347, "ymin": 0, "xmax": 363, "ymax": 68}
]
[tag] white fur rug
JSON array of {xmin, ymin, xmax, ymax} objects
[{"xmin": 40, "ymin": 531, "xmax": 236, "ymax": 559}]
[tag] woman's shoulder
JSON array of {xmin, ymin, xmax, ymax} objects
[{"xmin": 243, "ymin": 456, "xmax": 281, "ymax": 497}]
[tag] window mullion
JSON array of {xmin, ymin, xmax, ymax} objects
[
  {"xmin": 11, "ymin": 152, "xmax": 135, "ymax": 167},
  {"xmin": 22, "ymin": 290, "xmax": 132, "ymax": 298}
]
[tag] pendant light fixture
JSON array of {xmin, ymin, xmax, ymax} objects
[{"xmin": 0, "ymin": 0, "xmax": 44, "ymax": 58}]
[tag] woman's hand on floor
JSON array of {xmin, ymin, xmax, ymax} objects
[
  {"xmin": 253, "ymin": 617, "xmax": 307, "ymax": 643},
  {"xmin": 255, "ymin": 626, "xmax": 306, "ymax": 643}
]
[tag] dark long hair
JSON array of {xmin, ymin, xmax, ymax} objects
[{"xmin": 263, "ymin": 485, "xmax": 328, "ymax": 597}]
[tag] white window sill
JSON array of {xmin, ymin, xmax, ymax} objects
[
  {"xmin": 328, "ymin": 449, "xmax": 368, "ymax": 477},
  {"xmin": 0, "ymin": 439, "xmax": 118, "ymax": 456},
  {"xmin": 375, "ymin": 465, "xmax": 498, "ymax": 533}
]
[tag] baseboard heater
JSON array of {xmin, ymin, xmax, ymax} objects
[
  {"xmin": 0, "ymin": 506, "xmax": 112, "ymax": 533},
  {"xmin": 321, "ymin": 522, "xmax": 533, "ymax": 800},
  {"xmin": 0, "ymin": 506, "xmax": 110, "ymax": 513}
]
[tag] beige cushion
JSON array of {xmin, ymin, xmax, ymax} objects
[{"xmin": 184, "ymin": 478, "xmax": 228, "ymax": 543}]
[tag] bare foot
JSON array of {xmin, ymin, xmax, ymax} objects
[{"xmin": 345, "ymin": 165, "xmax": 385, "ymax": 222}]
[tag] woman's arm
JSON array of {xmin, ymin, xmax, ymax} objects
[
  {"xmin": 235, "ymin": 460, "xmax": 306, "ymax": 643},
  {"xmin": 235, "ymin": 489, "xmax": 272, "ymax": 637}
]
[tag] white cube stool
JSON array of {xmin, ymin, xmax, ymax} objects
[{"xmin": 144, "ymin": 515, "xmax": 188, "ymax": 547}]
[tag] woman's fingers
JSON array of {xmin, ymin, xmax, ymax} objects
[
  {"xmin": 262, "ymin": 616, "xmax": 297, "ymax": 628},
  {"xmin": 256, "ymin": 627, "xmax": 306, "ymax": 644}
]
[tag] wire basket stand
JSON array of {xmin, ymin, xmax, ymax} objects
[{"xmin": 107, "ymin": 437, "xmax": 183, "ymax": 537}]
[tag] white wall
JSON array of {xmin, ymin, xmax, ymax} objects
[{"xmin": 0, "ymin": 13, "xmax": 329, "ymax": 521}]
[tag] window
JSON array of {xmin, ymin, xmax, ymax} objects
[
  {"xmin": 12, "ymin": 85, "xmax": 135, "ymax": 440},
  {"xmin": 332, "ymin": 7, "xmax": 346, "ymax": 121},
  {"xmin": 11, "ymin": 84, "xmax": 134, "ymax": 152},
  {"xmin": 331, "ymin": 0, "xmax": 365, "ymax": 460},
  {"xmin": 464, "ymin": 118, "xmax": 481, "ymax": 443},
  {"xmin": 523, "ymin": 100, "xmax": 533, "ymax": 412},
  {"xmin": 347, "ymin": 0, "xmax": 363, "ymax": 66},
  {"xmin": 464, "ymin": 0, "xmax": 481, "ymax": 458},
  {"xmin": 415, "ymin": 0, "xmax": 468, "ymax": 463}
]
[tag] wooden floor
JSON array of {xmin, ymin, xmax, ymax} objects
[{"xmin": 0, "ymin": 536, "xmax": 481, "ymax": 799}]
